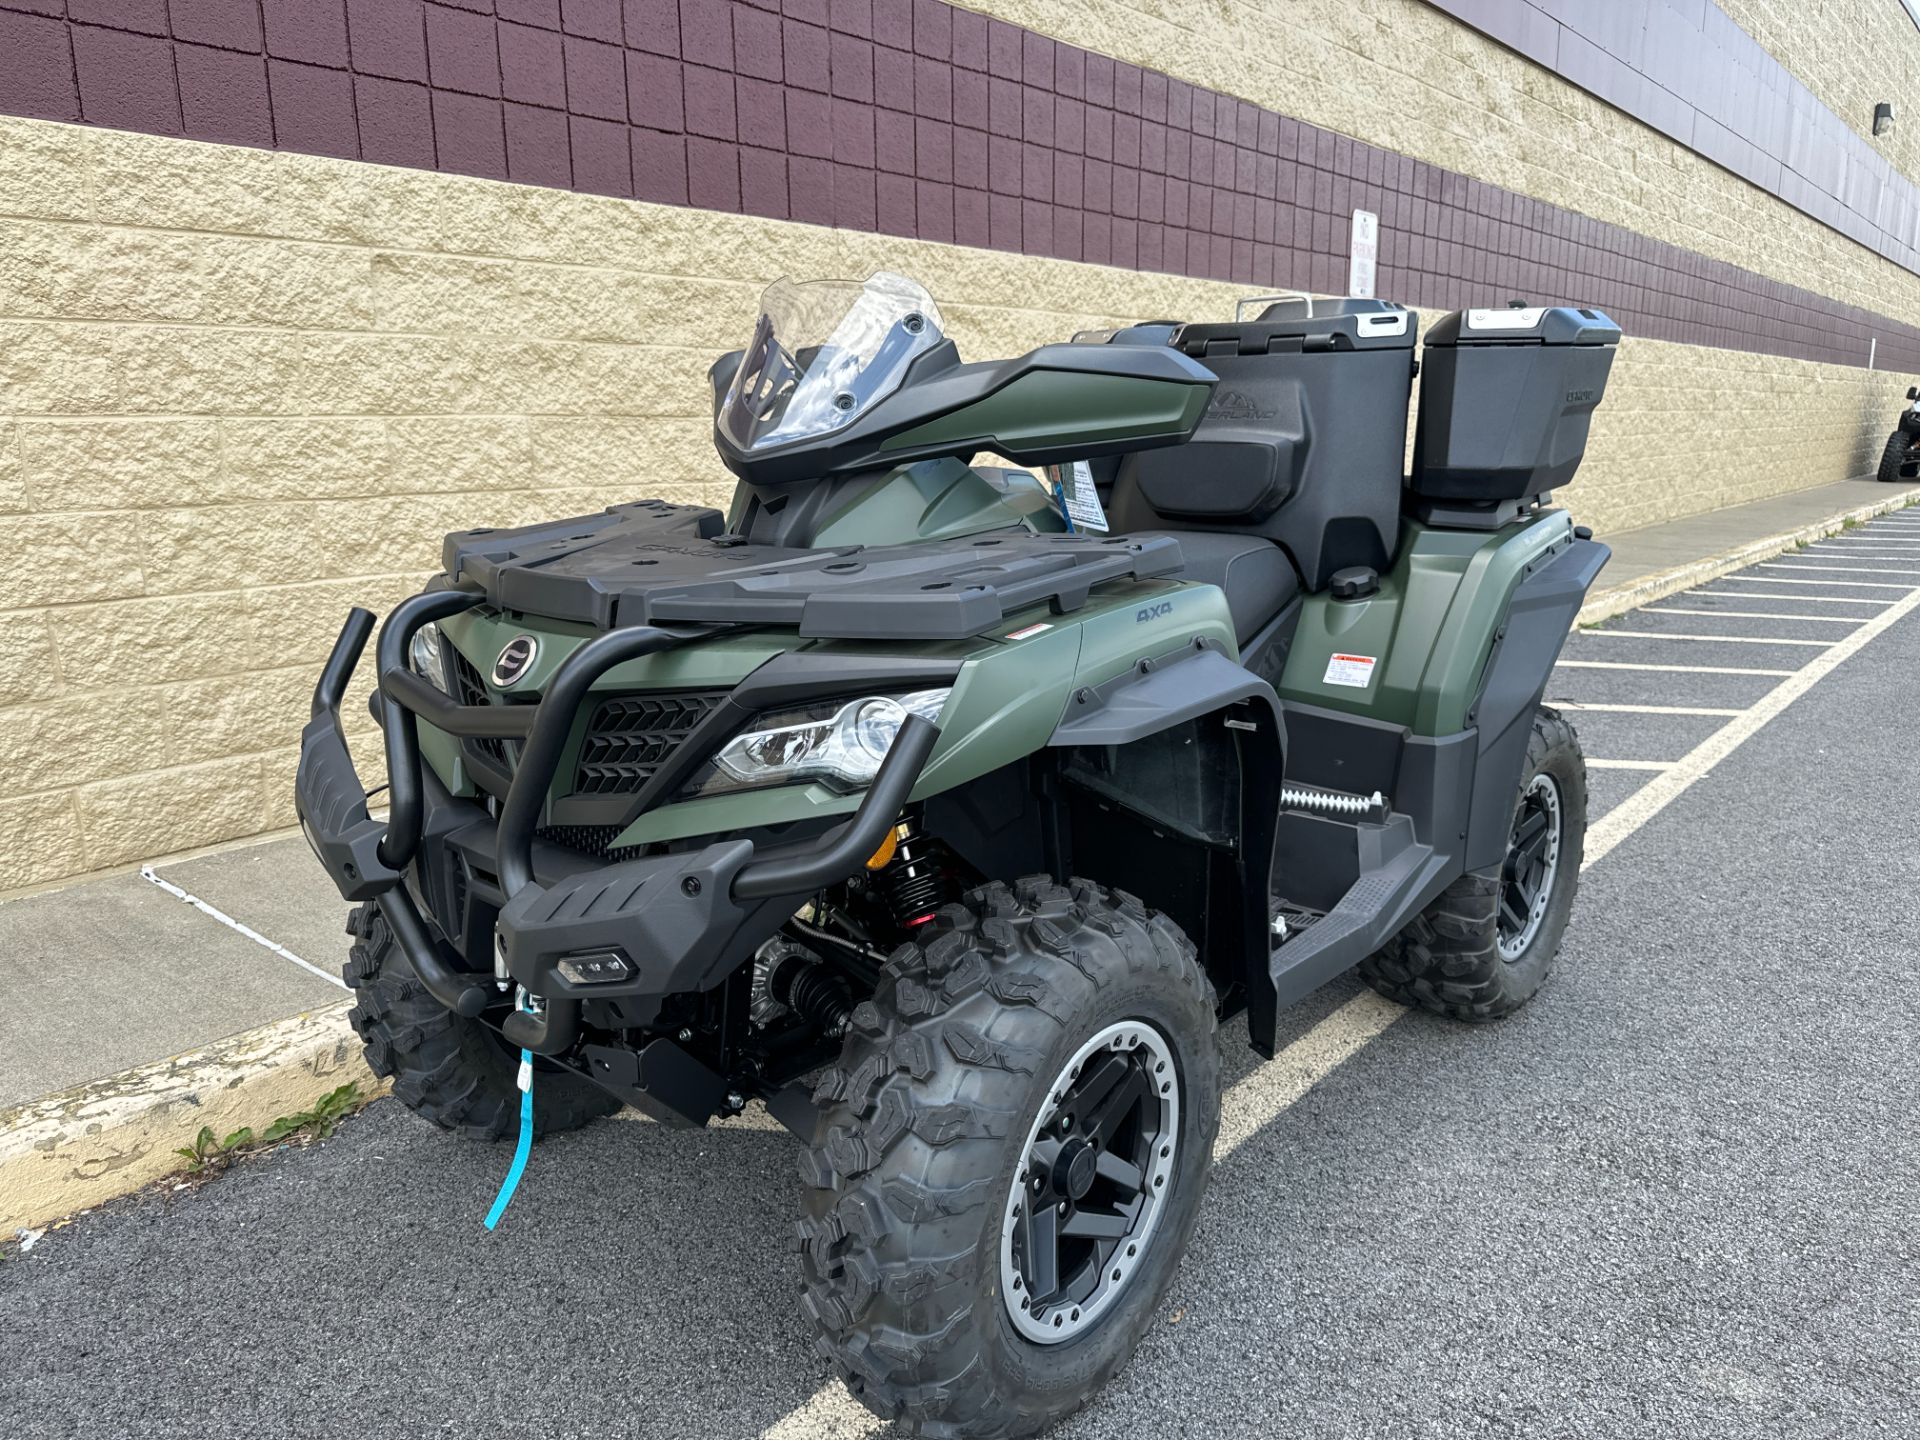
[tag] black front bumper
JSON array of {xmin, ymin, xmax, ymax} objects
[{"xmin": 293, "ymin": 594, "xmax": 938, "ymax": 1054}]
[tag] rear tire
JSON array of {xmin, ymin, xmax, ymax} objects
[
  {"xmin": 798, "ymin": 876, "xmax": 1220, "ymax": 1439},
  {"xmin": 1359, "ymin": 706, "xmax": 1586, "ymax": 1022},
  {"xmin": 343, "ymin": 901, "xmax": 617, "ymax": 1139},
  {"xmin": 1877, "ymin": 430, "xmax": 1918, "ymax": 483}
]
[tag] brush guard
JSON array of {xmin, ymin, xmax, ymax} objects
[{"xmin": 294, "ymin": 592, "xmax": 939, "ymax": 1056}]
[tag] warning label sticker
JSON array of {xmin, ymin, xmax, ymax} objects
[{"xmin": 1322, "ymin": 653, "xmax": 1377, "ymax": 688}]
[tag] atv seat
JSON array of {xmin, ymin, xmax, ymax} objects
[
  {"xmin": 1091, "ymin": 301, "xmax": 1418, "ymax": 593},
  {"xmin": 1161, "ymin": 531, "xmax": 1299, "ymax": 645}
]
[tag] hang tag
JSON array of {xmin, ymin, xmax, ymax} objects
[{"xmin": 1050, "ymin": 460, "xmax": 1109, "ymax": 532}]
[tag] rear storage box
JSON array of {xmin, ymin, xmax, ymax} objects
[{"xmin": 1411, "ymin": 306, "xmax": 1620, "ymax": 506}]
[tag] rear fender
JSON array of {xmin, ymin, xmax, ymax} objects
[{"xmin": 1463, "ymin": 536, "xmax": 1609, "ymax": 868}]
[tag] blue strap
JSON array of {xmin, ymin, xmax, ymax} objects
[{"xmin": 483, "ymin": 1046, "xmax": 535, "ymax": 1230}]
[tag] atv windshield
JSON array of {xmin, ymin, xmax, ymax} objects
[{"xmin": 719, "ymin": 272, "xmax": 945, "ymax": 451}]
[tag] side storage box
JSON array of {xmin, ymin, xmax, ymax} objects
[{"xmin": 1411, "ymin": 306, "xmax": 1620, "ymax": 503}]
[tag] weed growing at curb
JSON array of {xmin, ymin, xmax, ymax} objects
[{"xmin": 172, "ymin": 1082, "xmax": 364, "ymax": 1185}]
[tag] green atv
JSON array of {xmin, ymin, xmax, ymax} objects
[{"xmin": 296, "ymin": 275, "xmax": 1618, "ymax": 1437}]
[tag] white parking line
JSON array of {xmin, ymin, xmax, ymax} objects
[
  {"xmin": 1210, "ymin": 993, "xmax": 1404, "ymax": 1156},
  {"xmin": 138, "ymin": 866, "xmax": 349, "ymax": 992},
  {"xmin": 758, "ymin": 561, "xmax": 1920, "ymax": 1440},
  {"xmin": 763, "ymin": 1386, "xmax": 887, "ymax": 1439},
  {"xmin": 1644, "ymin": 608, "xmax": 1865, "ymax": 624},
  {"xmin": 1760, "ymin": 562, "xmax": 1920, "ymax": 576},
  {"xmin": 1584, "ymin": 758, "xmax": 1673, "ymax": 771},
  {"xmin": 1581, "ymin": 629, "xmax": 1831, "ymax": 647},
  {"xmin": 1586, "ymin": 581, "xmax": 1920, "ymax": 865},
  {"xmin": 1696, "ymin": 590, "xmax": 1892, "ymax": 604},
  {"xmin": 1728, "ymin": 576, "xmax": 1917, "ymax": 590},
  {"xmin": 1555, "ymin": 660, "xmax": 1796, "ymax": 676},
  {"xmin": 1554, "ymin": 702, "xmax": 1747, "ymax": 716}
]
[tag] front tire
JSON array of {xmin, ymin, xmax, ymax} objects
[
  {"xmin": 1878, "ymin": 429, "xmax": 1919, "ymax": 483},
  {"xmin": 343, "ymin": 901, "xmax": 617, "ymax": 1139},
  {"xmin": 798, "ymin": 876, "xmax": 1220, "ymax": 1439},
  {"xmin": 1360, "ymin": 706, "xmax": 1586, "ymax": 1022}
]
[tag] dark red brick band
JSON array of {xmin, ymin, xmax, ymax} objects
[{"xmin": 3, "ymin": 0, "xmax": 1918, "ymax": 373}]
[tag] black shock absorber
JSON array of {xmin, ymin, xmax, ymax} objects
[{"xmin": 874, "ymin": 818, "xmax": 957, "ymax": 929}]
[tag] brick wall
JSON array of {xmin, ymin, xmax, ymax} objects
[
  {"xmin": 1425, "ymin": 0, "xmax": 1920, "ymax": 276},
  {"xmin": 3, "ymin": 0, "xmax": 1920, "ymax": 889},
  {"xmin": 0, "ymin": 115, "xmax": 1278, "ymax": 891},
  {"xmin": 1722, "ymin": 0, "xmax": 1920, "ymax": 190},
  {"xmin": 5, "ymin": 0, "xmax": 1920, "ymax": 370},
  {"xmin": 958, "ymin": 0, "xmax": 1920, "ymax": 330}
]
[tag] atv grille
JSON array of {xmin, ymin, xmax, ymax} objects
[
  {"xmin": 535, "ymin": 824, "xmax": 654, "ymax": 864},
  {"xmin": 574, "ymin": 692, "xmax": 725, "ymax": 796},
  {"xmin": 448, "ymin": 648, "xmax": 515, "ymax": 770}
]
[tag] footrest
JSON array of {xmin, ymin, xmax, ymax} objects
[{"xmin": 1268, "ymin": 841, "xmax": 1443, "ymax": 1009}]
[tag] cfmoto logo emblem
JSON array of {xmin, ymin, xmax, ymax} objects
[{"xmin": 492, "ymin": 635, "xmax": 539, "ymax": 687}]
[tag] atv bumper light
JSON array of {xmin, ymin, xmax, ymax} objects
[
  {"xmin": 555, "ymin": 951, "xmax": 636, "ymax": 985},
  {"xmin": 701, "ymin": 688, "xmax": 949, "ymax": 795}
]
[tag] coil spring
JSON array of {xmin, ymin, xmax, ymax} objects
[
  {"xmin": 877, "ymin": 821, "xmax": 955, "ymax": 927},
  {"xmin": 1280, "ymin": 784, "xmax": 1385, "ymax": 816}
]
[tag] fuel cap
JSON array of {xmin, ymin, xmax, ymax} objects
[{"xmin": 1329, "ymin": 566, "xmax": 1379, "ymax": 601}]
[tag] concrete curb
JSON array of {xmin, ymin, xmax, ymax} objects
[
  {"xmin": 1, "ymin": 1003, "xmax": 384, "ymax": 1234},
  {"xmin": 1578, "ymin": 488, "xmax": 1920, "ymax": 625}
]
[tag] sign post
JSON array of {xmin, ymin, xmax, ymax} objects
[{"xmin": 1348, "ymin": 209, "xmax": 1379, "ymax": 299}]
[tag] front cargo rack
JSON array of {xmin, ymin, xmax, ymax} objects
[{"xmin": 442, "ymin": 499, "xmax": 1185, "ymax": 637}]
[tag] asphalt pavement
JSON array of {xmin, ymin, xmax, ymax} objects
[{"xmin": 5, "ymin": 517, "xmax": 1919, "ymax": 1439}]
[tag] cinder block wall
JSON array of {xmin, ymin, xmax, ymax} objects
[
  {"xmin": 2, "ymin": 0, "xmax": 1918, "ymax": 890},
  {"xmin": 0, "ymin": 118, "xmax": 1258, "ymax": 889}
]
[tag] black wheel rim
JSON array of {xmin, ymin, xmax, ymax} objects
[
  {"xmin": 1001, "ymin": 1021, "xmax": 1179, "ymax": 1344},
  {"xmin": 1498, "ymin": 772, "xmax": 1563, "ymax": 960}
]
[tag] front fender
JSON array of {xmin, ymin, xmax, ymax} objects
[{"xmin": 1048, "ymin": 643, "xmax": 1283, "ymax": 747}]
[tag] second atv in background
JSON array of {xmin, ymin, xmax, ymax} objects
[{"xmin": 1878, "ymin": 386, "xmax": 1920, "ymax": 483}]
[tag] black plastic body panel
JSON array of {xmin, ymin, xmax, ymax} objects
[
  {"xmin": 1463, "ymin": 536, "xmax": 1610, "ymax": 869},
  {"xmin": 443, "ymin": 500, "xmax": 1186, "ymax": 638},
  {"xmin": 1048, "ymin": 642, "xmax": 1283, "ymax": 749}
]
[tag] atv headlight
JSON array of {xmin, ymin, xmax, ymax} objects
[
  {"xmin": 690, "ymin": 688, "xmax": 949, "ymax": 797},
  {"xmin": 410, "ymin": 621, "xmax": 450, "ymax": 695}
]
